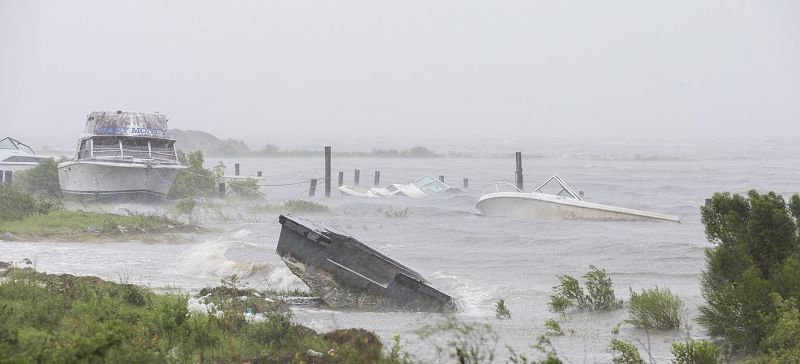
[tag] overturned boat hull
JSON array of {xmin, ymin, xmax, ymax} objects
[
  {"xmin": 276, "ymin": 214, "xmax": 456, "ymax": 312},
  {"xmin": 476, "ymin": 192, "xmax": 680, "ymax": 222}
]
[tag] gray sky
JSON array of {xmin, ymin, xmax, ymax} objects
[{"xmin": 1, "ymin": 0, "xmax": 798, "ymax": 143}]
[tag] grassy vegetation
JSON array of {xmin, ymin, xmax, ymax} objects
[
  {"xmin": 0, "ymin": 266, "xmax": 397, "ymax": 363},
  {"xmin": 169, "ymin": 150, "xmax": 218, "ymax": 199},
  {"xmin": 0, "ymin": 209, "xmax": 200, "ymax": 242},
  {"xmin": 248, "ymin": 200, "xmax": 330, "ymax": 215},
  {"xmin": 544, "ymin": 319, "xmax": 564, "ymax": 336},
  {"xmin": 625, "ymin": 286, "xmax": 683, "ymax": 330}
]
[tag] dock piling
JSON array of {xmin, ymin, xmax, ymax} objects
[
  {"xmin": 515, "ymin": 152, "xmax": 524, "ymax": 191},
  {"xmin": 235, "ymin": 163, "xmax": 240, "ymax": 176},
  {"xmin": 374, "ymin": 171, "xmax": 380, "ymax": 186},
  {"xmin": 354, "ymin": 169, "xmax": 360, "ymax": 185},
  {"xmin": 338, "ymin": 171, "xmax": 344, "ymax": 187},
  {"xmin": 463, "ymin": 178, "xmax": 469, "ymax": 189},
  {"xmin": 218, "ymin": 182, "xmax": 226, "ymax": 199},
  {"xmin": 324, "ymin": 146, "xmax": 331, "ymax": 197},
  {"xmin": 4, "ymin": 171, "xmax": 12, "ymax": 186},
  {"xmin": 309, "ymin": 179, "xmax": 317, "ymax": 197}
]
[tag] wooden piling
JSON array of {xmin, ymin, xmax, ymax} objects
[
  {"xmin": 354, "ymin": 169, "xmax": 360, "ymax": 185},
  {"xmin": 309, "ymin": 179, "xmax": 317, "ymax": 197},
  {"xmin": 515, "ymin": 152, "xmax": 524, "ymax": 191},
  {"xmin": 463, "ymin": 178, "xmax": 469, "ymax": 189},
  {"xmin": 3, "ymin": 171, "xmax": 12, "ymax": 186},
  {"xmin": 338, "ymin": 171, "xmax": 344, "ymax": 187},
  {"xmin": 439, "ymin": 175, "xmax": 445, "ymax": 182},
  {"xmin": 235, "ymin": 163, "xmax": 240, "ymax": 176},
  {"xmin": 218, "ymin": 182, "xmax": 226, "ymax": 198},
  {"xmin": 257, "ymin": 171, "xmax": 262, "ymax": 177},
  {"xmin": 374, "ymin": 171, "xmax": 380, "ymax": 186},
  {"xmin": 324, "ymin": 146, "xmax": 331, "ymax": 197},
  {"xmin": 0, "ymin": 170, "xmax": 4, "ymax": 184}
]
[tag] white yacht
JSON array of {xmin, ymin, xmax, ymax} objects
[
  {"xmin": 339, "ymin": 175, "xmax": 454, "ymax": 198},
  {"xmin": 476, "ymin": 175, "xmax": 680, "ymax": 222},
  {"xmin": 58, "ymin": 111, "xmax": 186, "ymax": 200},
  {"xmin": 0, "ymin": 137, "xmax": 52, "ymax": 177}
]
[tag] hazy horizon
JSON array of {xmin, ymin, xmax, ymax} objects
[{"xmin": 2, "ymin": 0, "xmax": 798, "ymax": 142}]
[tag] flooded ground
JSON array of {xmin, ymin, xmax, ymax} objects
[{"xmin": 2, "ymin": 138, "xmax": 798, "ymax": 362}]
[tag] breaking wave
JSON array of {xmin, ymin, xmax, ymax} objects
[{"xmin": 172, "ymin": 240, "xmax": 271, "ymax": 280}]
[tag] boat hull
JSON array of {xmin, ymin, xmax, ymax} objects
[
  {"xmin": 58, "ymin": 161, "xmax": 185, "ymax": 200},
  {"xmin": 476, "ymin": 192, "xmax": 680, "ymax": 222},
  {"xmin": 276, "ymin": 214, "xmax": 456, "ymax": 312}
]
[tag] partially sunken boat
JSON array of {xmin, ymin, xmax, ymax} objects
[
  {"xmin": 276, "ymin": 214, "xmax": 456, "ymax": 312},
  {"xmin": 339, "ymin": 175, "xmax": 455, "ymax": 198},
  {"xmin": 477, "ymin": 175, "xmax": 680, "ymax": 222},
  {"xmin": 58, "ymin": 111, "xmax": 186, "ymax": 200}
]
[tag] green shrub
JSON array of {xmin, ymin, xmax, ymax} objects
[
  {"xmin": 229, "ymin": 178, "xmax": 263, "ymax": 198},
  {"xmin": 495, "ymin": 299, "xmax": 511, "ymax": 319},
  {"xmin": 283, "ymin": 200, "xmax": 329, "ymax": 213},
  {"xmin": 0, "ymin": 186, "xmax": 58, "ymax": 221},
  {"xmin": 626, "ymin": 286, "xmax": 683, "ymax": 330},
  {"xmin": 670, "ymin": 339, "xmax": 722, "ymax": 364},
  {"xmin": 544, "ymin": 319, "xmax": 564, "ymax": 336},
  {"xmin": 548, "ymin": 266, "xmax": 623, "ymax": 316},
  {"xmin": 11, "ymin": 158, "xmax": 61, "ymax": 197},
  {"xmin": 609, "ymin": 338, "xmax": 645, "ymax": 364}
]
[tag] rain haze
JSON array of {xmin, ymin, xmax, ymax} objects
[
  {"xmin": 3, "ymin": 2, "xmax": 800, "ymax": 363},
  {"xmin": 2, "ymin": 0, "xmax": 799, "ymax": 144}
]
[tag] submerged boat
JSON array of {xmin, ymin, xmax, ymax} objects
[
  {"xmin": 339, "ymin": 175, "xmax": 455, "ymax": 198},
  {"xmin": 58, "ymin": 111, "xmax": 186, "ymax": 200},
  {"xmin": 476, "ymin": 175, "xmax": 680, "ymax": 222},
  {"xmin": 0, "ymin": 137, "xmax": 51, "ymax": 175},
  {"xmin": 276, "ymin": 214, "xmax": 456, "ymax": 312}
]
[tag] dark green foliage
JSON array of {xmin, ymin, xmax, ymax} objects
[
  {"xmin": 670, "ymin": 339, "xmax": 722, "ymax": 364},
  {"xmin": 699, "ymin": 191, "xmax": 800, "ymax": 355},
  {"xmin": 11, "ymin": 158, "xmax": 62, "ymax": 197},
  {"xmin": 507, "ymin": 335, "xmax": 564, "ymax": 364},
  {"xmin": 548, "ymin": 266, "xmax": 623, "ymax": 315},
  {"xmin": 495, "ymin": 298, "xmax": 511, "ymax": 319},
  {"xmin": 168, "ymin": 150, "xmax": 217, "ymax": 199},
  {"xmin": 0, "ymin": 186, "xmax": 58, "ymax": 221},
  {"xmin": 609, "ymin": 338, "xmax": 645, "ymax": 364},
  {"xmin": 0, "ymin": 267, "xmax": 393, "ymax": 363},
  {"xmin": 626, "ymin": 286, "xmax": 683, "ymax": 330}
]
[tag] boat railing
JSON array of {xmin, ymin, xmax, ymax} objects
[
  {"xmin": 480, "ymin": 182, "xmax": 523, "ymax": 196},
  {"xmin": 533, "ymin": 175, "xmax": 583, "ymax": 201}
]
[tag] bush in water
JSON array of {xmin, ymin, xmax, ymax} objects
[
  {"xmin": 670, "ymin": 339, "xmax": 722, "ymax": 364},
  {"xmin": 626, "ymin": 286, "xmax": 683, "ymax": 330},
  {"xmin": 548, "ymin": 265, "xmax": 623, "ymax": 316}
]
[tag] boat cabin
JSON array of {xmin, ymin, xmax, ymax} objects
[{"xmin": 76, "ymin": 136, "xmax": 178, "ymax": 163}]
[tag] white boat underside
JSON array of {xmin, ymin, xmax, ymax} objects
[
  {"xmin": 476, "ymin": 192, "xmax": 680, "ymax": 222},
  {"xmin": 58, "ymin": 161, "xmax": 184, "ymax": 199}
]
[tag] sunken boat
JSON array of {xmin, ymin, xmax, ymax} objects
[
  {"xmin": 58, "ymin": 111, "xmax": 186, "ymax": 200},
  {"xmin": 276, "ymin": 214, "xmax": 456, "ymax": 312}
]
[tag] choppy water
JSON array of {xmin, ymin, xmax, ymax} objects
[{"xmin": 2, "ymin": 138, "xmax": 798, "ymax": 362}]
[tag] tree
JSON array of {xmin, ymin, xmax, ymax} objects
[
  {"xmin": 168, "ymin": 150, "xmax": 217, "ymax": 199},
  {"xmin": 698, "ymin": 191, "xmax": 800, "ymax": 355}
]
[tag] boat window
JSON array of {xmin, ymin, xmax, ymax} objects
[
  {"xmin": 78, "ymin": 139, "xmax": 91, "ymax": 160},
  {"xmin": 92, "ymin": 137, "xmax": 122, "ymax": 158},
  {"xmin": 121, "ymin": 137, "xmax": 150, "ymax": 159},
  {"xmin": 412, "ymin": 176, "xmax": 449, "ymax": 194},
  {"xmin": 149, "ymin": 139, "xmax": 176, "ymax": 160},
  {"xmin": 386, "ymin": 185, "xmax": 398, "ymax": 192}
]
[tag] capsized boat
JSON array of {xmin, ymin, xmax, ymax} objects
[
  {"xmin": 338, "ymin": 175, "xmax": 455, "ymax": 198},
  {"xmin": 58, "ymin": 111, "xmax": 186, "ymax": 200},
  {"xmin": 476, "ymin": 175, "xmax": 680, "ymax": 222},
  {"xmin": 0, "ymin": 137, "xmax": 52, "ymax": 173},
  {"xmin": 276, "ymin": 214, "xmax": 456, "ymax": 312}
]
